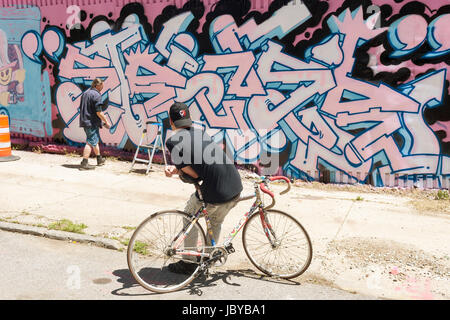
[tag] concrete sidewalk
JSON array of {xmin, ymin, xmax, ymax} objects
[{"xmin": 0, "ymin": 150, "xmax": 449, "ymax": 300}]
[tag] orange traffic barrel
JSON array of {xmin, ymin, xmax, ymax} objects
[{"xmin": 0, "ymin": 115, "xmax": 20, "ymax": 162}]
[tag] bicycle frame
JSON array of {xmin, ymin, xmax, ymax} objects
[
  {"xmin": 170, "ymin": 179, "xmax": 279, "ymax": 259},
  {"xmin": 127, "ymin": 174, "xmax": 310, "ymax": 293}
]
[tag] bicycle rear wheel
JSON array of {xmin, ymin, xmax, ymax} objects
[
  {"xmin": 242, "ymin": 209, "xmax": 312, "ymax": 279},
  {"xmin": 127, "ymin": 210, "xmax": 207, "ymax": 293}
]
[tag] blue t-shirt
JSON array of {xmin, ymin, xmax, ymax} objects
[{"xmin": 79, "ymin": 88, "xmax": 103, "ymax": 128}]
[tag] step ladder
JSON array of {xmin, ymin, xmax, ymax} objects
[{"xmin": 129, "ymin": 120, "xmax": 167, "ymax": 174}]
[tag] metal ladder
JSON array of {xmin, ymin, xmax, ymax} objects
[{"xmin": 129, "ymin": 120, "xmax": 167, "ymax": 174}]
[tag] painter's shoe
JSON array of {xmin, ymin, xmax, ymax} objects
[
  {"xmin": 79, "ymin": 159, "xmax": 95, "ymax": 170},
  {"xmin": 97, "ymin": 155, "xmax": 106, "ymax": 166}
]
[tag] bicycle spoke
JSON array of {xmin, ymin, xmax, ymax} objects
[
  {"xmin": 127, "ymin": 211, "xmax": 207, "ymax": 293},
  {"xmin": 243, "ymin": 210, "xmax": 312, "ymax": 279}
]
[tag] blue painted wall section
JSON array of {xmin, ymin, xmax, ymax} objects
[{"xmin": 0, "ymin": 6, "xmax": 52, "ymax": 138}]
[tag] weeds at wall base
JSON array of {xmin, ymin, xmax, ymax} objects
[{"xmin": 11, "ymin": 139, "xmax": 166, "ymax": 164}]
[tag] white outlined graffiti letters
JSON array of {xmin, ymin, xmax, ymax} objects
[{"xmin": 21, "ymin": 1, "xmax": 450, "ymax": 187}]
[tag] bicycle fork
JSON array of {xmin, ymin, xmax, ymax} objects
[{"xmin": 258, "ymin": 208, "xmax": 280, "ymax": 249}]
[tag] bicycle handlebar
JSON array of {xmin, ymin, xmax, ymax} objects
[
  {"xmin": 269, "ymin": 176, "xmax": 291, "ymax": 194},
  {"xmin": 259, "ymin": 175, "xmax": 291, "ymax": 210},
  {"xmin": 196, "ymin": 174, "xmax": 291, "ymax": 208}
]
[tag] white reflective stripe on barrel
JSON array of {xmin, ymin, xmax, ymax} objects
[
  {"xmin": 0, "ymin": 128, "xmax": 9, "ymax": 134},
  {"xmin": 0, "ymin": 142, "xmax": 11, "ymax": 148}
]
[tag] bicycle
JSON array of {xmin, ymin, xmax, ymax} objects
[{"xmin": 127, "ymin": 175, "xmax": 313, "ymax": 293}]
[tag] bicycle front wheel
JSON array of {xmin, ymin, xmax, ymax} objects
[
  {"xmin": 242, "ymin": 209, "xmax": 312, "ymax": 279},
  {"xmin": 127, "ymin": 210, "xmax": 207, "ymax": 293}
]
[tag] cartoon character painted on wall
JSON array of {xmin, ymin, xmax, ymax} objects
[{"xmin": 0, "ymin": 29, "xmax": 25, "ymax": 106}]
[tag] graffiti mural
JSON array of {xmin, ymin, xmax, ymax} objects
[{"xmin": 5, "ymin": 0, "xmax": 450, "ymax": 188}]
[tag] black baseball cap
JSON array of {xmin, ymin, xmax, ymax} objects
[{"xmin": 169, "ymin": 102, "xmax": 192, "ymax": 128}]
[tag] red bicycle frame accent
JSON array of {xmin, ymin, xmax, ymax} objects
[{"xmin": 171, "ymin": 175, "xmax": 291, "ymax": 258}]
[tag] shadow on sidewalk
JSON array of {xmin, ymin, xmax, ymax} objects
[
  {"xmin": 61, "ymin": 164, "xmax": 83, "ymax": 170},
  {"xmin": 110, "ymin": 269, "xmax": 153, "ymax": 297},
  {"xmin": 109, "ymin": 267, "xmax": 300, "ymax": 297},
  {"xmin": 62, "ymin": 163, "xmax": 102, "ymax": 170},
  {"xmin": 186, "ymin": 268, "xmax": 301, "ymax": 296},
  {"xmin": 129, "ymin": 168, "xmax": 155, "ymax": 175}
]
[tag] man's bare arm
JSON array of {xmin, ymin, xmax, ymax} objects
[{"xmin": 96, "ymin": 111, "xmax": 111, "ymax": 128}]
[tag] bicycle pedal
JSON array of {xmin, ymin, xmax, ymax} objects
[
  {"xmin": 199, "ymin": 261, "xmax": 211, "ymax": 271},
  {"xmin": 225, "ymin": 243, "xmax": 235, "ymax": 253},
  {"xmin": 199, "ymin": 266, "xmax": 210, "ymax": 277}
]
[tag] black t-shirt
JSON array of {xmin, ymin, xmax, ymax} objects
[
  {"xmin": 166, "ymin": 127, "xmax": 243, "ymax": 204},
  {"xmin": 79, "ymin": 88, "xmax": 103, "ymax": 128}
]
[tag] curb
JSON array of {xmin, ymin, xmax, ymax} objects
[{"xmin": 0, "ymin": 221, "xmax": 123, "ymax": 251}]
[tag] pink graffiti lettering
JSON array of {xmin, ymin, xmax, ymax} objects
[{"xmin": 58, "ymin": 45, "xmax": 119, "ymax": 93}]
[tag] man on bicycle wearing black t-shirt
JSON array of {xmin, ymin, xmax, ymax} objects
[{"xmin": 164, "ymin": 102, "xmax": 243, "ymax": 274}]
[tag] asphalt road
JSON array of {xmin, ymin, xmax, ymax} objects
[
  {"xmin": 0, "ymin": 230, "xmax": 376, "ymax": 301},
  {"xmin": 2, "ymin": 150, "xmax": 449, "ymax": 300}
]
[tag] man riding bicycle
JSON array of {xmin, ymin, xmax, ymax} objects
[{"xmin": 164, "ymin": 102, "xmax": 243, "ymax": 274}]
